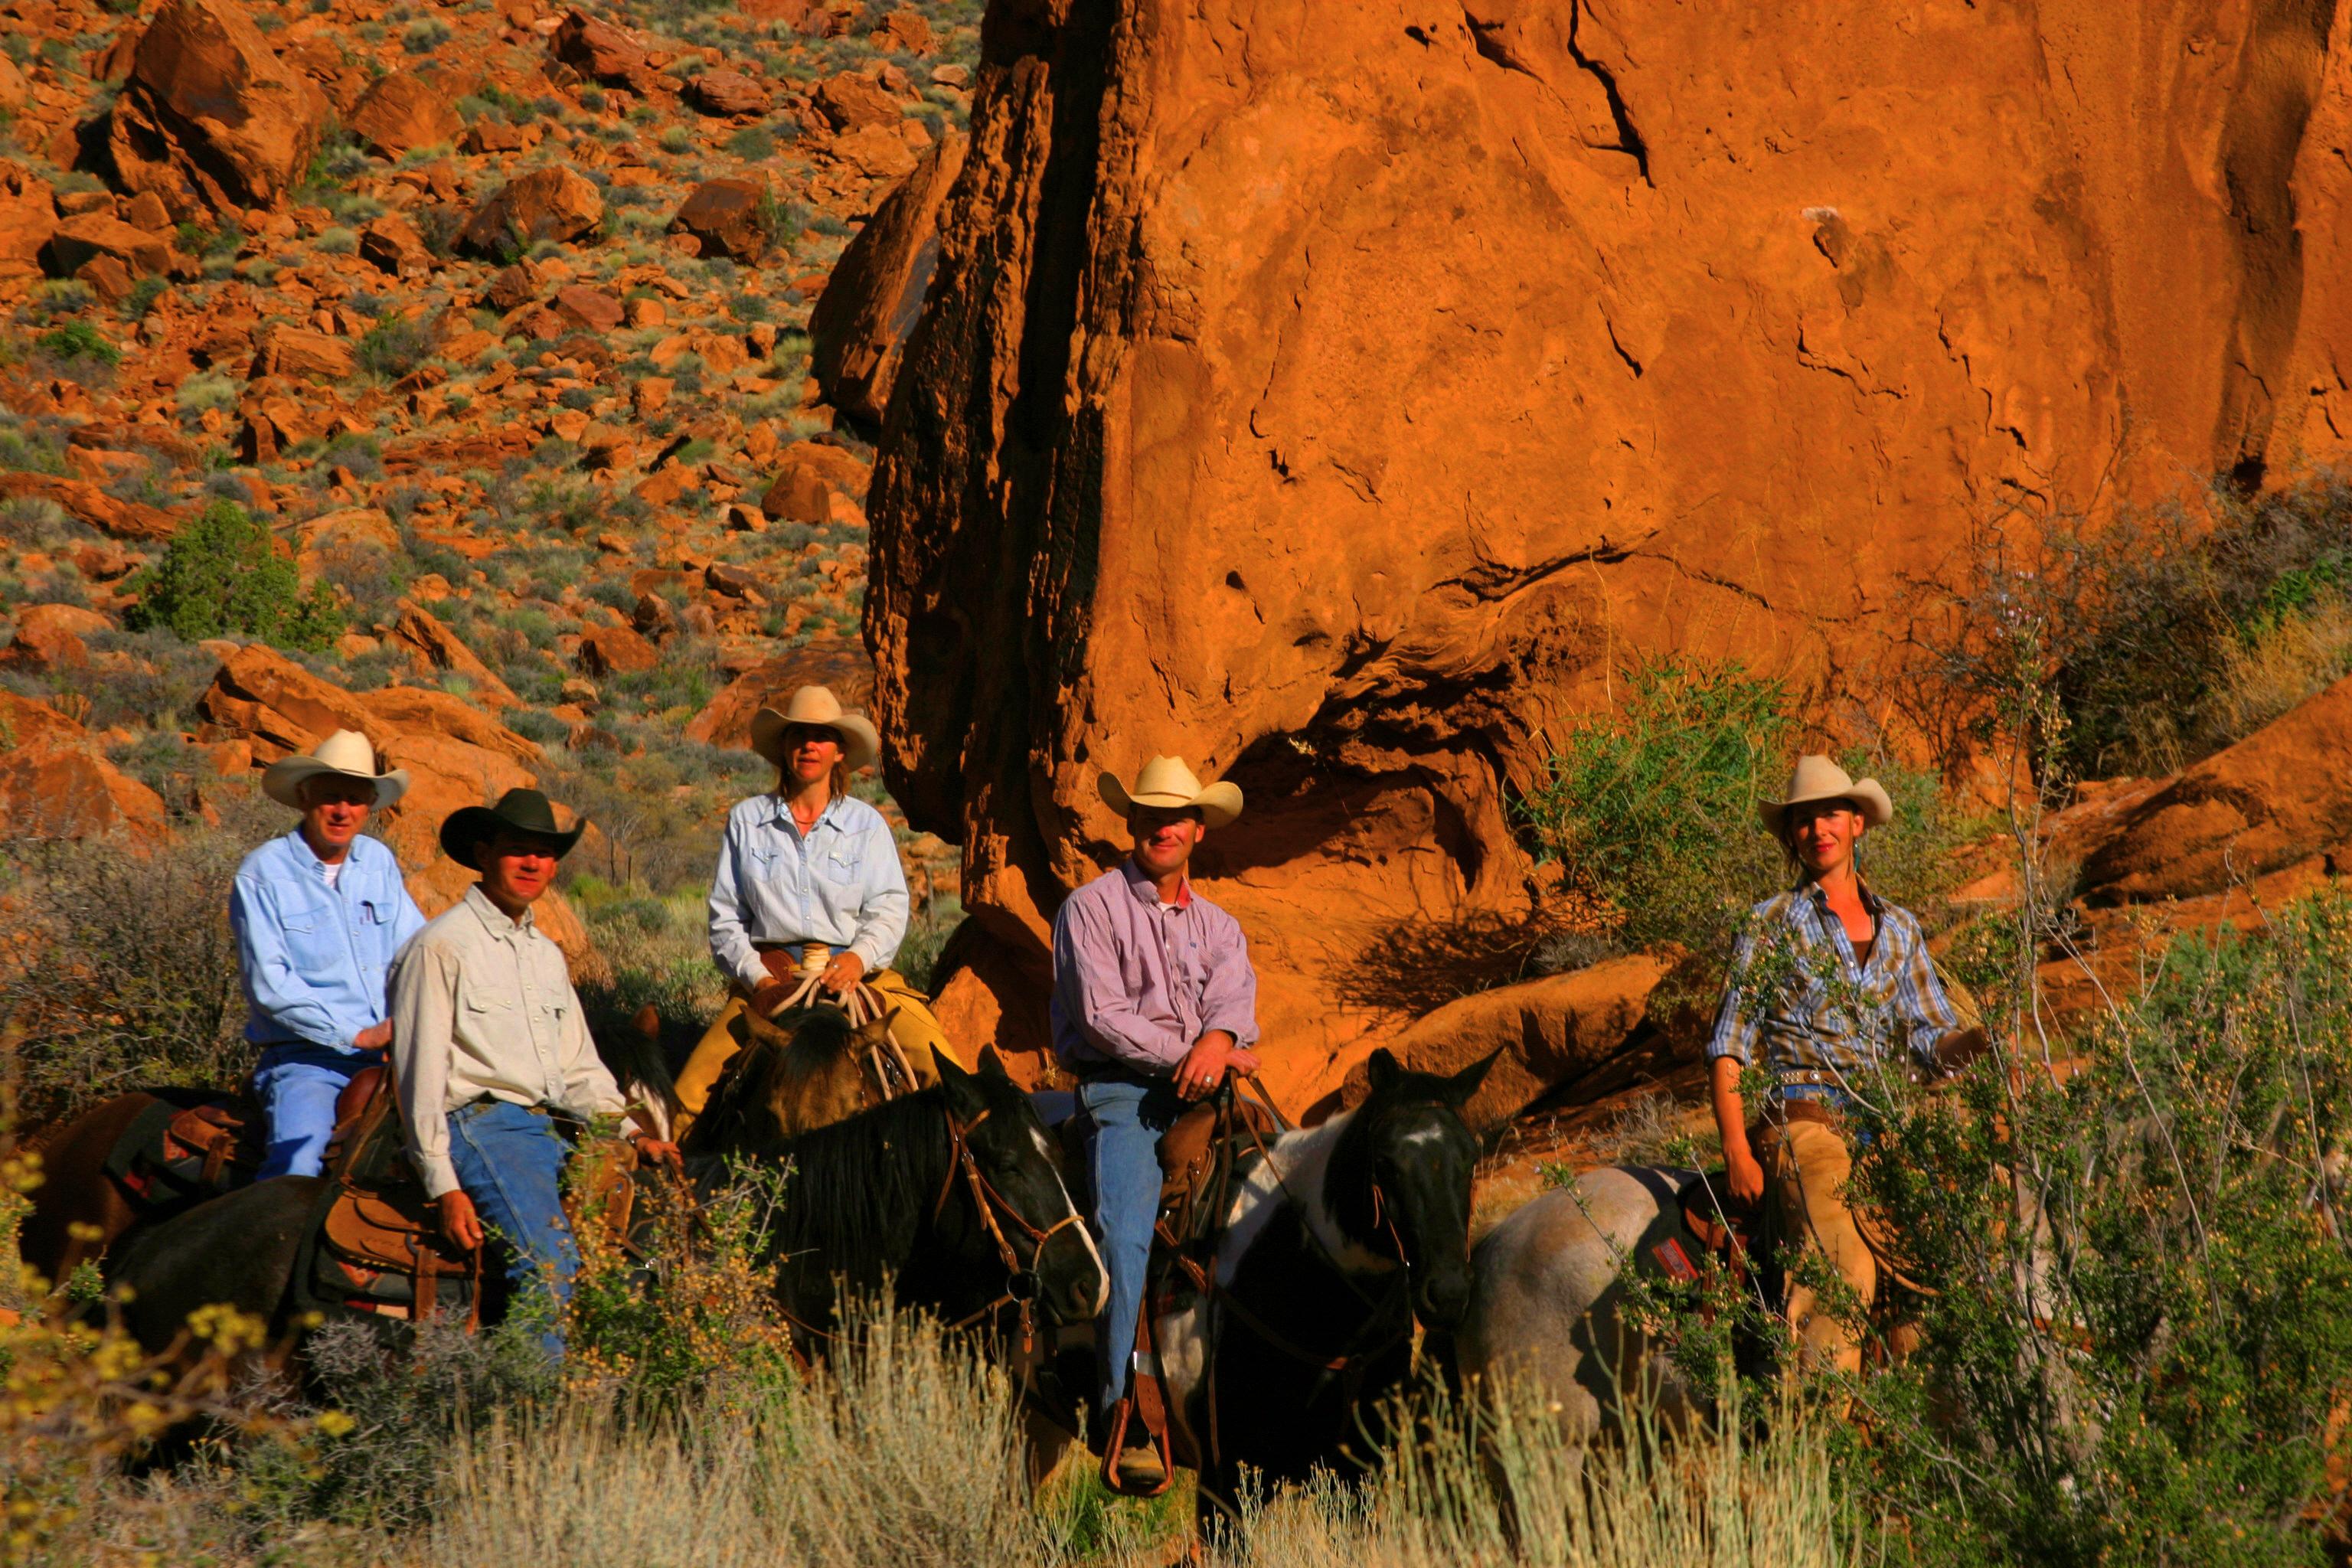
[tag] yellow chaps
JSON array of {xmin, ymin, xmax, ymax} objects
[
  {"xmin": 1764, "ymin": 1115, "xmax": 1878, "ymax": 1377},
  {"xmin": 672, "ymin": 969, "xmax": 962, "ymax": 1138}
]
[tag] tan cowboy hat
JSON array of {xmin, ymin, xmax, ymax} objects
[
  {"xmin": 1098, "ymin": 755, "xmax": 1243, "ymax": 829},
  {"xmin": 1758, "ymin": 754, "xmax": 1893, "ymax": 835},
  {"xmin": 749, "ymin": 684, "xmax": 880, "ymax": 772},
  {"xmin": 262, "ymin": 729, "xmax": 409, "ymax": 810}
]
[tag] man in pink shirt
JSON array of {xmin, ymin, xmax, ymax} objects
[{"xmin": 1051, "ymin": 756, "xmax": 1262, "ymax": 1488}]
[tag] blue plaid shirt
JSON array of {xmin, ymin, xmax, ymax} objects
[{"xmin": 1706, "ymin": 884, "xmax": 1959, "ymax": 1093}]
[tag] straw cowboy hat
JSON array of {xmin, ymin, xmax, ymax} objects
[
  {"xmin": 262, "ymin": 729, "xmax": 410, "ymax": 810},
  {"xmin": 1098, "ymin": 756, "xmax": 1244, "ymax": 829},
  {"xmin": 439, "ymin": 787, "xmax": 586, "ymax": 868},
  {"xmin": 1758, "ymin": 755, "xmax": 1894, "ymax": 836},
  {"xmin": 749, "ymin": 685, "xmax": 880, "ymax": 773}
]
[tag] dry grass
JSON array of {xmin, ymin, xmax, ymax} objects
[{"xmin": 2207, "ymin": 589, "xmax": 2352, "ymax": 741}]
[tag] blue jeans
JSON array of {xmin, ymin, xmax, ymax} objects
[
  {"xmin": 253, "ymin": 1043, "xmax": 375, "ymax": 1179},
  {"xmin": 1079, "ymin": 1070, "xmax": 1184, "ymax": 1420},
  {"xmin": 446, "ymin": 1100, "xmax": 581, "ymax": 1355}
]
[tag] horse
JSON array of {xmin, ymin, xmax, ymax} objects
[
  {"xmin": 1455, "ymin": 1166, "xmax": 1712, "ymax": 1447},
  {"xmin": 685, "ymin": 1001, "xmax": 914, "ymax": 1146},
  {"xmin": 1088, "ymin": 1047, "xmax": 1495, "ymax": 1510}
]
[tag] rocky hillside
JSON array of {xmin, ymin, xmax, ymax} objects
[
  {"xmin": 866, "ymin": 0, "xmax": 2352, "ymax": 1111},
  {"xmin": 0, "ymin": 0, "xmax": 973, "ymax": 939}
]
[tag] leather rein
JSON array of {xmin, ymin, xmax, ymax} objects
[{"xmin": 935, "ymin": 1106, "xmax": 1087, "ymax": 1354}]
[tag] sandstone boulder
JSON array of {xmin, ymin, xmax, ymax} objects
[
  {"xmin": 867, "ymin": 0, "xmax": 2352, "ymax": 1112},
  {"xmin": 482, "ymin": 260, "xmax": 544, "ymax": 312},
  {"xmin": 684, "ymin": 646, "xmax": 874, "ymax": 750},
  {"xmin": 550, "ymin": 284, "xmax": 624, "ymax": 332},
  {"xmin": 577, "ymin": 623, "xmax": 659, "ymax": 677},
  {"xmin": 671, "ymin": 178, "xmax": 771, "ymax": 263},
  {"xmin": 827, "ymin": 124, "xmax": 918, "ymax": 181},
  {"xmin": 347, "ymin": 71, "xmax": 460, "ymax": 160},
  {"xmin": 550, "ymin": 9, "xmax": 648, "ymax": 84},
  {"xmin": 106, "ymin": 0, "xmax": 325, "ymax": 220},
  {"xmin": 0, "ymin": 692, "xmax": 166, "ymax": 844},
  {"xmin": 0, "ymin": 162, "xmax": 52, "ymax": 281},
  {"xmin": 0, "ymin": 604, "xmax": 113, "ymax": 672},
  {"xmin": 812, "ymin": 70, "xmax": 900, "ymax": 132},
  {"xmin": 808, "ymin": 133, "xmax": 963, "ymax": 427},
  {"xmin": 0, "ymin": 473, "xmax": 178, "ymax": 541},
  {"xmin": 47, "ymin": 214, "xmax": 175, "ymax": 279},
  {"xmin": 247, "ymin": 323, "xmax": 355, "ymax": 381},
  {"xmin": 358, "ymin": 214, "xmax": 433, "ymax": 278},
  {"xmin": 389, "ymin": 599, "xmax": 518, "ymax": 707},
  {"xmin": 871, "ymin": 8, "xmax": 932, "ymax": 54},
  {"xmin": 456, "ymin": 166, "xmax": 603, "ymax": 260},
  {"xmin": 686, "ymin": 69, "xmax": 769, "ymax": 117}
]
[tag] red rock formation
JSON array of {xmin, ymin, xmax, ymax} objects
[
  {"xmin": 671, "ymin": 178, "xmax": 773, "ymax": 262},
  {"xmin": 0, "ymin": 162, "xmax": 53, "ymax": 281},
  {"xmin": 456, "ymin": 166, "xmax": 603, "ymax": 260},
  {"xmin": 346, "ymin": 71, "xmax": 460, "ymax": 161},
  {"xmin": 809, "ymin": 134, "xmax": 964, "ymax": 428},
  {"xmin": 106, "ymin": 0, "xmax": 325, "ymax": 220},
  {"xmin": 865, "ymin": 0, "xmax": 2352, "ymax": 1113},
  {"xmin": 0, "ymin": 692, "xmax": 166, "ymax": 843}
]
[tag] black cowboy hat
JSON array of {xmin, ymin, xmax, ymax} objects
[{"xmin": 439, "ymin": 787, "xmax": 586, "ymax": 868}]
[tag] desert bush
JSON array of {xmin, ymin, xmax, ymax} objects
[
  {"xmin": 35, "ymin": 320, "xmax": 119, "ymax": 365},
  {"xmin": 571, "ymin": 877, "xmax": 727, "ymax": 1041},
  {"xmin": 0, "ymin": 799, "xmax": 279, "ymax": 1115},
  {"xmin": 1514, "ymin": 657, "xmax": 1966, "ymax": 975},
  {"xmin": 1903, "ymin": 475, "xmax": 2352, "ymax": 782},
  {"xmin": 122, "ymin": 500, "xmax": 346, "ymax": 652},
  {"xmin": 895, "ymin": 892, "xmax": 963, "ymax": 993}
]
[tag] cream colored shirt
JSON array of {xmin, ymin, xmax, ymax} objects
[{"xmin": 390, "ymin": 886, "xmax": 641, "ymax": 1199}]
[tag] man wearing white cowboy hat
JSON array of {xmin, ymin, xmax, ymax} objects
[
  {"xmin": 231, "ymin": 729, "xmax": 426, "ymax": 1179},
  {"xmin": 673, "ymin": 684, "xmax": 961, "ymax": 1132},
  {"xmin": 1051, "ymin": 754, "xmax": 1261, "ymax": 1487},
  {"xmin": 1708, "ymin": 754, "xmax": 1978, "ymax": 1376}
]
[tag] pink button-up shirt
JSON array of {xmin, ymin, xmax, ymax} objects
[{"xmin": 1050, "ymin": 860, "xmax": 1261, "ymax": 1073}]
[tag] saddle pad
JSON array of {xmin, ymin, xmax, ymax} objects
[
  {"xmin": 103, "ymin": 1096, "xmax": 261, "ymax": 1201},
  {"xmin": 312, "ymin": 1178, "xmax": 478, "ymax": 1324}
]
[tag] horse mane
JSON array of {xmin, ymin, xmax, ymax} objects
[
  {"xmin": 687, "ymin": 1007, "xmax": 857, "ymax": 1154},
  {"xmin": 714, "ymin": 1086, "xmax": 953, "ymax": 1281}
]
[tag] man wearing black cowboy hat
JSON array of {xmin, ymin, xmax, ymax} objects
[{"xmin": 388, "ymin": 788, "xmax": 675, "ymax": 1353}]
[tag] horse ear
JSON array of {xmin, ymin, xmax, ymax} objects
[
  {"xmin": 1439, "ymin": 1047, "xmax": 1503, "ymax": 1109},
  {"xmin": 631, "ymin": 1004, "xmax": 661, "ymax": 1044},
  {"xmin": 933, "ymin": 1047, "xmax": 982, "ymax": 1111},
  {"xmin": 1365, "ymin": 1048, "xmax": 1401, "ymax": 1095},
  {"xmin": 976, "ymin": 1046, "xmax": 1011, "ymax": 1083}
]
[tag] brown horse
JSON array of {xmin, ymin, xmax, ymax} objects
[{"xmin": 18, "ymin": 1091, "xmax": 179, "ymax": 1288}]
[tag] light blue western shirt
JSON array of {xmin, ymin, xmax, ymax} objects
[
  {"xmin": 707, "ymin": 792, "xmax": 909, "ymax": 990},
  {"xmin": 231, "ymin": 829, "xmax": 427, "ymax": 1053}
]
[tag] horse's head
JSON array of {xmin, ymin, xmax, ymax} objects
[
  {"xmin": 1327, "ymin": 1047, "xmax": 1497, "ymax": 1331},
  {"xmin": 934, "ymin": 1047, "xmax": 1109, "ymax": 1329}
]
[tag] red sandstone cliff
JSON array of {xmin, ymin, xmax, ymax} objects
[{"xmin": 864, "ymin": 0, "xmax": 2352, "ymax": 1112}]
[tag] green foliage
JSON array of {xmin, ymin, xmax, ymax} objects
[
  {"xmin": 35, "ymin": 321, "xmax": 120, "ymax": 365},
  {"xmin": 121, "ymin": 276, "xmax": 168, "ymax": 318},
  {"xmin": 122, "ymin": 500, "xmax": 345, "ymax": 651},
  {"xmin": 354, "ymin": 315, "xmax": 435, "ymax": 380},
  {"xmin": 726, "ymin": 124, "xmax": 775, "ymax": 160}
]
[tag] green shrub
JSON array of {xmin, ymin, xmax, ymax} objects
[
  {"xmin": 122, "ymin": 500, "xmax": 345, "ymax": 651},
  {"xmin": 35, "ymin": 321, "xmax": 119, "ymax": 364},
  {"xmin": 354, "ymin": 316, "xmax": 435, "ymax": 381}
]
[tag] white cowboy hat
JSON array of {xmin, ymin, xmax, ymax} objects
[
  {"xmin": 749, "ymin": 684, "xmax": 881, "ymax": 772},
  {"xmin": 261, "ymin": 729, "xmax": 410, "ymax": 810},
  {"xmin": 1097, "ymin": 755, "xmax": 1243, "ymax": 829},
  {"xmin": 1758, "ymin": 754, "xmax": 1893, "ymax": 835}
]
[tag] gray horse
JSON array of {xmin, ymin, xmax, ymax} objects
[{"xmin": 1456, "ymin": 1167, "xmax": 1717, "ymax": 1442}]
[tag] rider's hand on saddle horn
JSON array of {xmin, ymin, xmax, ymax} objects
[{"xmin": 820, "ymin": 950, "xmax": 865, "ymax": 997}]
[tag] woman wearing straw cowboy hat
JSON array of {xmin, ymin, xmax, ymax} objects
[
  {"xmin": 232, "ymin": 730, "xmax": 425, "ymax": 1179},
  {"xmin": 1707, "ymin": 755, "xmax": 1981, "ymax": 1377},
  {"xmin": 675, "ymin": 684, "xmax": 959, "ymax": 1132}
]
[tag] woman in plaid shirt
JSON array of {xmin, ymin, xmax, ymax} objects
[{"xmin": 1707, "ymin": 756, "xmax": 1978, "ymax": 1375}]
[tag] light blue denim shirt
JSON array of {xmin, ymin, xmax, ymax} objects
[
  {"xmin": 707, "ymin": 792, "xmax": 910, "ymax": 990},
  {"xmin": 231, "ymin": 829, "xmax": 427, "ymax": 1053}
]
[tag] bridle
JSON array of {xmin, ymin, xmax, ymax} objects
[{"xmin": 936, "ymin": 1105, "xmax": 1089, "ymax": 1354}]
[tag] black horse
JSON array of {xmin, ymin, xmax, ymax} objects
[
  {"xmin": 106, "ymin": 1036, "xmax": 1106, "ymax": 1362},
  {"xmin": 1132, "ymin": 1047, "xmax": 1496, "ymax": 1508}
]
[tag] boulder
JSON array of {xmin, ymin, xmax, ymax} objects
[
  {"xmin": 347, "ymin": 71, "xmax": 460, "ymax": 160},
  {"xmin": 759, "ymin": 442, "xmax": 869, "ymax": 522},
  {"xmin": 871, "ymin": 8, "xmax": 932, "ymax": 54},
  {"xmin": 684, "ymin": 646, "xmax": 874, "ymax": 750},
  {"xmin": 812, "ymin": 70, "xmax": 900, "ymax": 132},
  {"xmin": 0, "ymin": 691, "xmax": 167, "ymax": 844},
  {"xmin": 0, "ymin": 162, "xmax": 53, "ymax": 280},
  {"xmin": 46, "ymin": 214, "xmax": 175, "ymax": 279},
  {"xmin": 808, "ymin": 134, "xmax": 963, "ymax": 426},
  {"xmin": 294, "ymin": 506, "xmax": 400, "ymax": 576},
  {"xmin": 482, "ymin": 260, "xmax": 544, "ymax": 312},
  {"xmin": 106, "ymin": 0, "xmax": 325, "ymax": 220},
  {"xmin": 550, "ymin": 8, "xmax": 648, "ymax": 85},
  {"xmin": 0, "ymin": 473, "xmax": 178, "ymax": 541},
  {"xmin": 827, "ymin": 124, "xmax": 918, "ymax": 181},
  {"xmin": 685, "ymin": 69, "xmax": 769, "ymax": 117},
  {"xmin": 195, "ymin": 643, "xmax": 373, "ymax": 760},
  {"xmin": 549, "ymin": 284, "xmax": 624, "ymax": 332},
  {"xmin": 456, "ymin": 166, "xmax": 603, "ymax": 260},
  {"xmin": 389, "ymin": 599, "xmax": 518, "ymax": 706},
  {"xmin": 247, "ymin": 323, "xmax": 355, "ymax": 381},
  {"xmin": 358, "ymin": 214, "xmax": 433, "ymax": 278},
  {"xmin": 866, "ymin": 0, "xmax": 2352, "ymax": 1109},
  {"xmin": 2061, "ymin": 674, "xmax": 2352, "ymax": 906},
  {"xmin": 577, "ymin": 623, "xmax": 659, "ymax": 677},
  {"xmin": 670, "ymin": 178, "xmax": 771, "ymax": 263},
  {"xmin": 0, "ymin": 604, "xmax": 113, "ymax": 671}
]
